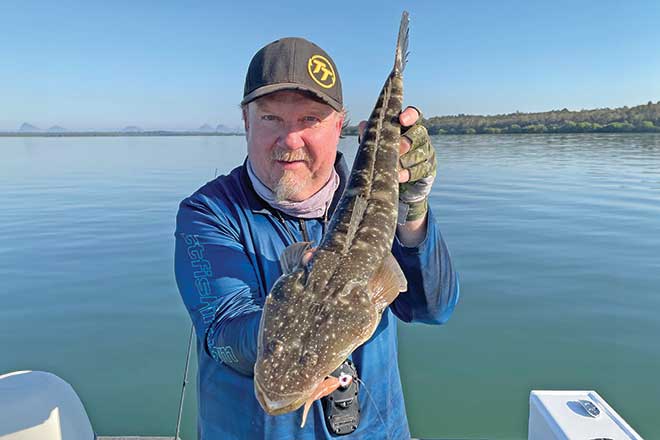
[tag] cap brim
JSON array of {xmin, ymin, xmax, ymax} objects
[{"xmin": 241, "ymin": 83, "xmax": 343, "ymax": 112}]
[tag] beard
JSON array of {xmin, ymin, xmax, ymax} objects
[
  {"xmin": 273, "ymin": 170, "xmax": 311, "ymax": 202},
  {"xmin": 270, "ymin": 147, "xmax": 312, "ymax": 202}
]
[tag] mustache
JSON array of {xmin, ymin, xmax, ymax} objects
[{"xmin": 272, "ymin": 148, "xmax": 310, "ymax": 163}]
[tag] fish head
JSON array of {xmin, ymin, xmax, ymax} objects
[
  {"xmin": 254, "ymin": 269, "xmax": 368, "ymax": 415},
  {"xmin": 253, "ymin": 334, "xmax": 322, "ymax": 415},
  {"xmin": 254, "ymin": 329, "xmax": 351, "ymax": 416}
]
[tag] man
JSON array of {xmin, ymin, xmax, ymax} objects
[{"xmin": 175, "ymin": 37, "xmax": 459, "ymax": 439}]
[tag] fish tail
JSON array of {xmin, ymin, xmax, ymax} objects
[
  {"xmin": 394, "ymin": 11, "xmax": 409, "ymax": 75},
  {"xmin": 319, "ymin": 11, "xmax": 408, "ymax": 260}
]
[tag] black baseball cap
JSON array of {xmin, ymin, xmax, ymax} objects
[{"xmin": 241, "ymin": 37, "xmax": 343, "ymax": 112}]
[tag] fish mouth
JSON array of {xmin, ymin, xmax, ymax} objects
[{"xmin": 254, "ymin": 378, "xmax": 308, "ymax": 415}]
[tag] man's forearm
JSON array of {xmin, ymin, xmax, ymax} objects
[
  {"xmin": 211, "ymin": 311, "xmax": 262, "ymax": 376},
  {"xmin": 391, "ymin": 208, "xmax": 460, "ymax": 324},
  {"xmin": 396, "ymin": 214, "xmax": 428, "ymax": 247}
]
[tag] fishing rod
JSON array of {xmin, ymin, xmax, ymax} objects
[{"xmin": 174, "ymin": 324, "xmax": 194, "ymax": 440}]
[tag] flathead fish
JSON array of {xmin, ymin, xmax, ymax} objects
[{"xmin": 254, "ymin": 11, "xmax": 410, "ymax": 427}]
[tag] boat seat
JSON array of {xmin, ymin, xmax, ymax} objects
[{"xmin": 0, "ymin": 370, "xmax": 94, "ymax": 440}]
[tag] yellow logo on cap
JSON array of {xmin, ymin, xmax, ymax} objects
[{"xmin": 307, "ymin": 55, "xmax": 336, "ymax": 89}]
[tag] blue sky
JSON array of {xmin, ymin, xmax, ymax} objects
[{"xmin": 2, "ymin": 0, "xmax": 659, "ymax": 130}]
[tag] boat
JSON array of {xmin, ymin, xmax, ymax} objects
[{"xmin": 0, "ymin": 370, "xmax": 644, "ymax": 439}]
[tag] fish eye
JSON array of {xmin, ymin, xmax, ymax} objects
[
  {"xmin": 339, "ymin": 281, "xmax": 361, "ymax": 297},
  {"xmin": 267, "ymin": 339, "xmax": 284, "ymax": 356},
  {"xmin": 300, "ymin": 351, "xmax": 318, "ymax": 367}
]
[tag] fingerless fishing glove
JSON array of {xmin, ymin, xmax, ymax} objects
[{"xmin": 399, "ymin": 116, "xmax": 436, "ymax": 223}]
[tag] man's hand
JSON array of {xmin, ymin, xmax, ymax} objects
[{"xmin": 358, "ymin": 106, "xmax": 436, "ymax": 223}]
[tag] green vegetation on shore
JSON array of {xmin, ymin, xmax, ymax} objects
[{"xmin": 345, "ymin": 101, "xmax": 660, "ymax": 135}]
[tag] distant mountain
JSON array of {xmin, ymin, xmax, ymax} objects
[
  {"xmin": 216, "ymin": 124, "xmax": 244, "ymax": 134},
  {"xmin": 19, "ymin": 123, "xmax": 41, "ymax": 132},
  {"xmin": 4, "ymin": 123, "xmax": 243, "ymax": 135}
]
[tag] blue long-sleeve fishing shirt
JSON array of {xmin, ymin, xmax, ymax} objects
[{"xmin": 174, "ymin": 153, "xmax": 459, "ymax": 440}]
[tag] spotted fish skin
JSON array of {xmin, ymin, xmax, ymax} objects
[{"xmin": 254, "ymin": 11, "xmax": 410, "ymax": 416}]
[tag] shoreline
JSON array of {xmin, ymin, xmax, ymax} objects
[
  {"xmin": 3, "ymin": 131, "xmax": 660, "ymax": 138},
  {"xmin": 0, "ymin": 132, "xmax": 244, "ymax": 138}
]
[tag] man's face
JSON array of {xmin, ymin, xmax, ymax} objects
[{"xmin": 244, "ymin": 90, "xmax": 344, "ymax": 202}]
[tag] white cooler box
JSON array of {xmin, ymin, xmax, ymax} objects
[{"xmin": 528, "ymin": 390, "xmax": 643, "ymax": 440}]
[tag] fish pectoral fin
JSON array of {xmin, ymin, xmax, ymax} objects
[
  {"xmin": 368, "ymin": 253, "xmax": 408, "ymax": 312},
  {"xmin": 280, "ymin": 241, "xmax": 314, "ymax": 274},
  {"xmin": 300, "ymin": 376, "xmax": 341, "ymax": 428}
]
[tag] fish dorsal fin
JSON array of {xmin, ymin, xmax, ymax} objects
[
  {"xmin": 367, "ymin": 253, "xmax": 408, "ymax": 313},
  {"xmin": 280, "ymin": 241, "xmax": 314, "ymax": 274}
]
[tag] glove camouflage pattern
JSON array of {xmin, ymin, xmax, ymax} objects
[{"xmin": 398, "ymin": 117, "xmax": 436, "ymax": 223}]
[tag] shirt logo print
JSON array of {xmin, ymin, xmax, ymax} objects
[{"xmin": 214, "ymin": 345, "xmax": 239, "ymax": 364}]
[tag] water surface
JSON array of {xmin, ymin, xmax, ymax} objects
[{"xmin": 1, "ymin": 134, "xmax": 659, "ymax": 439}]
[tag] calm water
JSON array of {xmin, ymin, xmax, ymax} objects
[{"xmin": 1, "ymin": 134, "xmax": 659, "ymax": 439}]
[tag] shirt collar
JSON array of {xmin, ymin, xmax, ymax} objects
[{"xmin": 240, "ymin": 151, "xmax": 349, "ymax": 218}]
